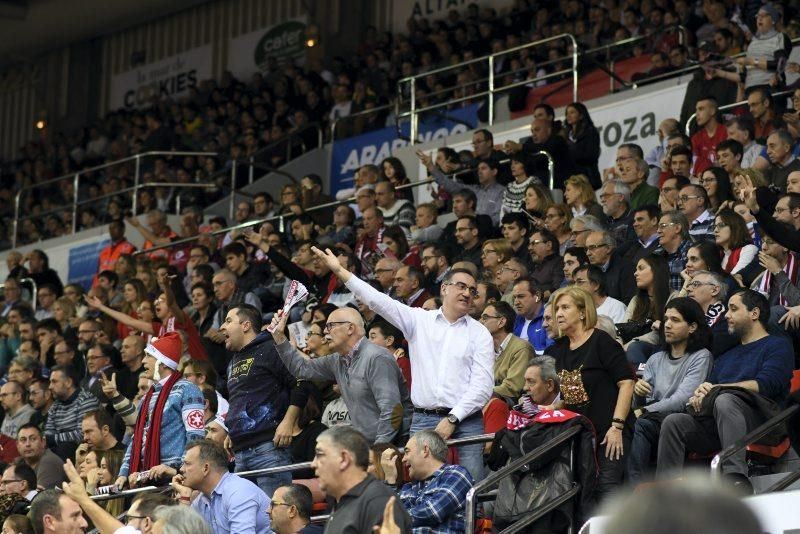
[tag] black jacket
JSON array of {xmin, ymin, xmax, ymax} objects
[{"xmin": 604, "ymin": 251, "xmax": 636, "ymax": 304}]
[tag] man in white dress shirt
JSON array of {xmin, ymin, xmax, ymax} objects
[{"xmin": 310, "ymin": 247, "xmax": 494, "ymax": 482}]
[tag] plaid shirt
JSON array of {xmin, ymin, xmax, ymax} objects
[
  {"xmin": 656, "ymin": 239, "xmax": 693, "ymax": 291},
  {"xmin": 398, "ymin": 464, "xmax": 473, "ymax": 533}
]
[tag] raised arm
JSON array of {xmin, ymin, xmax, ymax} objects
[
  {"xmin": 85, "ymin": 294, "xmax": 155, "ymax": 335},
  {"xmin": 158, "ymin": 272, "xmax": 185, "ymax": 321},
  {"xmin": 126, "ymin": 216, "xmax": 172, "ymax": 246},
  {"xmin": 271, "ymin": 311, "xmax": 337, "ymax": 381}
]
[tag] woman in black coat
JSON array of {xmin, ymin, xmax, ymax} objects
[{"xmin": 565, "ymin": 102, "xmax": 601, "ymax": 189}]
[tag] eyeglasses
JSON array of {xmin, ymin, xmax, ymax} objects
[
  {"xmin": 306, "ymin": 332, "xmax": 324, "ymax": 338},
  {"xmin": 699, "ymin": 177, "xmax": 717, "ymax": 184},
  {"xmin": 529, "ymin": 239, "xmax": 545, "ymax": 245},
  {"xmin": 585, "ymin": 243, "xmax": 610, "ymax": 251},
  {"xmin": 500, "ymin": 266, "xmax": 520, "ymax": 274},
  {"xmin": 481, "ymin": 249, "xmax": 497, "ymax": 255},
  {"xmin": 375, "ymin": 268, "xmax": 395, "ymax": 274},
  {"xmin": 323, "ymin": 321, "xmax": 351, "ymax": 334},
  {"xmin": 686, "ymin": 281, "xmax": 718, "ymax": 289},
  {"xmin": 658, "ymin": 222, "xmax": 678, "ymax": 229},
  {"xmin": 480, "ymin": 313, "xmax": 501, "ymax": 321},
  {"xmin": 444, "ymin": 281, "xmax": 479, "ymax": 297},
  {"xmin": 678, "ymin": 195, "xmax": 701, "ymax": 202},
  {"xmin": 715, "ymin": 222, "xmax": 729, "ymax": 229}
]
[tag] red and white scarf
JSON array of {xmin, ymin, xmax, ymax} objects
[{"xmin": 759, "ymin": 252, "xmax": 798, "ymax": 306}]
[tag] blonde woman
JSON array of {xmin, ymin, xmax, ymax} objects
[
  {"xmin": 564, "ymin": 174, "xmax": 605, "ymax": 220},
  {"xmin": 52, "ymin": 296, "xmax": 78, "ymax": 339},
  {"xmin": 481, "ymin": 239, "xmax": 513, "ymax": 280},
  {"xmin": 545, "ymin": 285, "xmax": 634, "ymax": 500}
]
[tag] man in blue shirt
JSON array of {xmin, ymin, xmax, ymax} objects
[
  {"xmin": 511, "ymin": 279, "xmax": 552, "ymax": 355},
  {"xmin": 657, "ymin": 289, "xmax": 794, "ymax": 489},
  {"xmin": 172, "ymin": 439, "xmax": 272, "ymax": 534},
  {"xmin": 381, "ymin": 429, "xmax": 473, "ymax": 533}
]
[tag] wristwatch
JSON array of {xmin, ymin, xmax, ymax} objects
[{"xmin": 447, "ymin": 414, "xmax": 460, "ymax": 425}]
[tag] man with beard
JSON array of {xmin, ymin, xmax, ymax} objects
[{"xmin": 421, "ymin": 244, "xmax": 451, "ymax": 297}]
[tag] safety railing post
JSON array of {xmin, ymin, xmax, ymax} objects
[
  {"xmin": 488, "ymin": 55, "xmax": 495, "ymax": 125},
  {"xmin": 71, "ymin": 172, "xmax": 80, "ymax": 234},
  {"xmin": 410, "ymin": 77, "xmax": 418, "ymax": 144},
  {"xmin": 229, "ymin": 163, "xmax": 238, "ymax": 221},
  {"xmin": 12, "ymin": 190, "xmax": 20, "ymax": 248},
  {"xmin": 248, "ymin": 156, "xmax": 254, "ymax": 185},
  {"xmin": 570, "ymin": 34, "xmax": 579, "ymax": 102},
  {"xmin": 132, "ymin": 155, "xmax": 141, "ymax": 215}
]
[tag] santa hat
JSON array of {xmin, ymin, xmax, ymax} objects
[{"xmin": 144, "ymin": 332, "xmax": 181, "ymax": 370}]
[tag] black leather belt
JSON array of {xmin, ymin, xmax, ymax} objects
[{"xmin": 413, "ymin": 407, "xmax": 452, "ymax": 416}]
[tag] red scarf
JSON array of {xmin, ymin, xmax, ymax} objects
[
  {"xmin": 723, "ymin": 247, "xmax": 743, "ymax": 273},
  {"xmin": 129, "ymin": 371, "xmax": 182, "ymax": 474},
  {"xmin": 759, "ymin": 252, "xmax": 798, "ymax": 307}
]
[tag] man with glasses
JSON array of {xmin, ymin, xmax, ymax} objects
[
  {"xmin": 453, "ymin": 215, "xmax": 483, "ymax": 268},
  {"xmin": 573, "ymin": 265, "xmax": 627, "ymax": 323},
  {"xmin": 271, "ymin": 305, "xmax": 411, "ymax": 445},
  {"xmin": 678, "ymin": 184, "xmax": 714, "ymax": 240},
  {"xmin": 0, "ymin": 380, "xmax": 35, "ymax": 438},
  {"xmin": 125, "ymin": 493, "xmax": 173, "ymax": 534},
  {"xmin": 34, "ymin": 284, "xmax": 57, "ymax": 321},
  {"xmin": 765, "ymin": 129, "xmax": 800, "ymax": 191},
  {"xmin": 8, "ymin": 355, "xmax": 37, "ymax": 388},
  {"xmin": 511, "ymin": 279, "xmax": 551, "ymax": 356},
  {"xmin": 374, "ymin": 257, "xmax": 401, "ymax": 294},
  {"xmin": 585, "ymin": 230, "xmax": 635, "ymax": 303},
  {"xmin": 527, "ymin": 229, "xmax": 563, "ymax": 295},
  {"xmin": 496, "ymin": 258, "xmax": 528, "ymax": 305},
  {"xmin": 656, "ymin": 211, "xmax": 694, "ymax": 291},
  {"xmin": 568, "ymin": 215, "xmax": 604, "ymax": 248},
  {"xmin": 269, "ymin": 484, "xmax": 322, "ymax": 534},
  {"xmin": 600, "ymin": 179, "xmax": 635, "ymax": 246},
  {"xmin": 685, "ymin": 270, "xmax": 738, "ymax": 356},
  {"xmin": 0, "ymin": 277, "xmax": 23, "ymax": 318},
  {"xmin": 308, "ymin": 247, "xmax": 494, "ymax": 482},
  {"xmin": 479, "ymin": 302, "xmax": 532, "ymax": 406},
  {"xmin": 1, "ymin": 462, "xmax": 37, "ymax": 501}
]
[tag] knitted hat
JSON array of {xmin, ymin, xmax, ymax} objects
[{"xmin": 144, "ymin": 331, "xmax": 181, "ymax": 370}]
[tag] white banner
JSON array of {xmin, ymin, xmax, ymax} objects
[
  {"xmin": 227, "ymin": 18, "xmax": 308, "ymax": 80},
  {"xmin": 391, "ymin": 0, "xmax": 515, "ymax": 33},
  {"xmin": 421, "ymin": 82, "xmax": 690, "ymax": 182},
  {"xmin": 109, "ymin": 45, "xmax": 212, "ymax": 110}
]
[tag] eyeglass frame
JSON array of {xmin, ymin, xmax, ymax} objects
[
  {"xmin": 323, "ymin": 321, "xmax": 352, "ymax": 334},
  {"xmin": 444, "ymin": 281, "xmax": 479, "ymax": 297}
]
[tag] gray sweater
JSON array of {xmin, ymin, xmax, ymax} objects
[
  {"xmin": 638, "ymin": 348, "xmax": 712, "ymax": 414},
  {"xmin": 275, "ymin": 338, "xmax": 412, "ymax": 444}
]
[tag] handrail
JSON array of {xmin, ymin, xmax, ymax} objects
[
  {"xmin": 331, "ymin": 103, "xmax": 395, "ymax": 140},
  {"xmin": 396, "ymin": 33, "xmax": 578, "ymax": 144},
  {"xmin": 685, "ymin": 87, "xmax": 797, "ymax": 135},
  {"xmin": 246, "ymin": 123, "xmax": 323, "ymax": 184},
  {"xmin": 228, "ymin": 160, "xmax": 299, "ymax": 221},
  {"xmin": 133, "ymin": 176, "xmax": 437, "ymax": 255},
  {"xmin": 89, "ymin": 484, "xmax": 166, "ymax": 502},
  {"xmin": 710, "ymin": 404, "xmax": 799, "ymax": 477},
  {"xmin": 19, "ymin": 277, "xmax": 37, "ymax": 312},
  {"xmin": 11, "ymin": 150, "xmax": 217, "ymax": 249},
  {"xmin": 464, "ymin": 424, "xmax": 582, "ymax": 533},
  {"xmin": 765, "ymin": 468, "xmax": 800, "ymax": 493}
]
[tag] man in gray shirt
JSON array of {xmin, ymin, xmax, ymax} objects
[
  {"xmin": 0, "ymin": 380, "xmax": 36, "ymax": 438},
  {"xmin": 271, "ymin": 306, "xmax": 412, "ymax": 444}
]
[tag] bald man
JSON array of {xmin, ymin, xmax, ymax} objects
[
  {"xmin": 116, "ymin": 335, "xmax": 146, "ymax": 400},
  {"xmin": 271, "ymin": 307, "xmax": 412, "ymax": 444}
]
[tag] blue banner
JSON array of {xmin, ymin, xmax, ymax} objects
[
  {"xmin": 68, "ymin": 240, "xmax": 109, "ymax": 290},
  {"xmin": 329, "ymin": 104, "xmax": 480, "ymax": 195}
]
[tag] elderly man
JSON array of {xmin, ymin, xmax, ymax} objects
[
  {"xmin": 272, "ymin": 306, "xmax": 411, "ymax": 445},
  {"xmin": 375, "ymin": 257, "xmax": 402, "ymax": 294},
  {"xmin": 569, "ymin": 215, "xmax": 605, "ymax": 249},
  {"xmin": 765, "ymin": 129, "xmax": 800, "ymax": 191},
  {"xmin": 528, "ymin": 229, "xmax": 563, "ymax": 294},
  {"xmin": 171, "ymin": 440, "xmax": 272, "ymax": 534},
  {"xmin": 585, "ymin": 230, "xmax": 636, "ymax": 303},
  {"xmin": 521, "ymin": 356, "xmax": 561, "ymax": 408},
  {"xmin": 685, "ymin": 270, "xmax": 738, "ymax": 357},
  {"xmin": 311, "ymin": 246, "xmax": 494, "ymax": 482},
  {"xmin": 656, "ymin": 211, "xmax": 694, "ymax": 291},
  {"xmin": 511, "ymin": 279, "xmax": 552, "ymax": 355},
  {"xmin": 269, "ymin": 484, "xmax": 322, "ymax": 534},
  {"xmin": 678, "ymin": 184, "xmax": 715, "ymax": 240},
  {"xmin": 1, "ymin": 462, "xmax": 37, "ymax": 501},
  {"xmin": 382, "ymin": 430, "xmax": 473, "ymax": 532},
  {"xmin": 393, "ymin": 266, "xmax": 430, "ymax": 308},
  {"xmin": 312, "ymin": 426, "xmax": 411, "ymax": 532},
  {"xmin": 0, "ymin": 380, "xmax": 36, "ymax": 438},
  {"xmin": 601, "ymin": 179, "xmax": 635, "ymax": 246},
  {"xmin": 620, "ymin": 158, "xmax": 660, "ymax": 209},
  {"xmin": 726, "ymin": 117, "xmax": 763, "ymax": 169}
]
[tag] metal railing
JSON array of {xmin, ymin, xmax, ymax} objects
[
  {"xmin": 11, "ymin": 150, "xmax": 217, "ymax": 248},
  {"xmin": 397, "ymin": 33, "xmax": 579, "ymax": 144},
  {"xmin": 464, "ymin": 424, "xmax": 582, "ymax": 533},
  {"xmin": 765, "ymin": 467, "xmax": 800, "ymax": 493},
  {"xmin": 685, "ymin": 87, "xmax": 798, "ymax": 136},
  {"xmin": 710, "ymin": 404, "xmax": 799, "ymax": 477},
  {"xmin": 245, "ymin": 124, "xmax": 323, "ymax": 185},
  {"xmin": 0, "ymin": 277, "xmax": 36, "ymax": 311}
]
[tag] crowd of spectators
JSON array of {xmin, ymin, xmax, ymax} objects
[
  {"xmin": 0, "ymin": 1, "xmax": 799, "ymax": 533},
  {"xmin": 4, "ymin": 0, "xmax": 800, "ymax": 253}
]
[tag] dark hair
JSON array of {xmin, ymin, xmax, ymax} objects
[
  {"xmin": 786, "ymin": 192, "xmax": 800, "ymax": 212},
  {"xmin": 10, "ymin": 460, "xmax": 36, "ymax": 491},
  {"xmin": 531, "ymin": 227, "xmax": 559, "ymax": 255},
  {"xmin": 479, "ymin": 281, "xmax": 502, "ymax": 303},
  {"xmin": 662, "ymin": 297, "xmax": 712, "ymax": 354},
  {"xmin": 716, "ymin": 139, "xmax": 743, "ymax": 158},
  {"xmin": 97, "ymin": 271, "xmax": 119, "ymax": 288},
  {"xmin": 688, "ymin": 240, "xmax": 725, "ymax": 275},
  {"xmin": 631, "ymin": 255, "xmax": 672, "ymax": 323},
  {"xmin": 192, "ymin": 264, "xmax": 215, "ymax": 285},
  {"xmin": 130, "ymin": 493, "xmax": 173, "ymax": 518},
  {"xmin": 35, "ymin": 318, "xmax": 60, "ymax": 334},
  {"xmin": 30, "ymin": 489, "xmax": 61, "ymax": 534},
  {"xmin": 380, "ymin": 157, "xmax": 407, "ymax": 182},
  {"xmin": 701, "ymin": 167, "xmax": 735, "ymax": 207},
  {"xmin": 566, "ymin": 101, "xmax": 595, "ymax": 138},
  {"xmin": 185, "ymin": 439, "xmax": 229, "ymax": 471},
  {"xmin": 232, "ymin": 304, "xmax": 263, "ymax": 332},
  {"xmin": 533, "ymin": 104, "xmax": 555, "ymax": 119},
  {"xmin": 221, "ymin": 242, "xmax": 247, "ymax": 259},
  {"xmin": 279, "ymin": 484, "xmax": 314, "ymax": 521},
  {"xmin": 474, "ymin": 128, "xmax": 494, "ymax": 144},
  {"xmin": 187, "ymin": 360, "xmax": 218, "ymax": 388},
  {"xmin": 383, "ymin": 225, "xmax": 410, "ymax": 259},
  {"xmin": 82, "ymin": 408, "xmax": 114, "ymax": 432},
  {"xmin": 319, "ymin": 426, "xmax": 370, "ymax": 470},
  {"xmin": 563, "ymin": 246, "xmax": 589, "ymax": 266},
  {"xmin": 17, "ymin": 423, "xmax": 42, "ymax": 438},
  {"xmin": 368, "ymin": 320, "xmax": 404, "ymax": 349},
  {"xmin": 453, "ymin": 188, "xmax": 477, "ymax": 207},
  {"xmin": 190, "ymin": 282, "xmax": 214, "ymax": 300},
  {"xmin": 50, "ymin": 365, "xmax": 80, "ymax": 389},
  {"xmin": 619, "ymin": 143, "xmax": 644, "ymax": 159},
  {"xmin": 731, "ymin": 288, "xmax": 770, "ymax": 328},
  {"xmin": 202, "ymin": 385, "xmax": 218, "ymax": 416},
  {"xmin": 715, "ymin": 208, "xmax": 751, "ymax": 250},
  {"xmin": 575, "ymin": 264, "xmax": 608, "ymax": 297},
  {"xmin": 501, "ymin": 212, "xmax": 530, "ymax": 232},
  {"xmin": 632, "ymin": 204, "xmax": 661, "ymax": 221},
  {"xmin": 3, "ymin": 515, "xmax": 31, "ymax": 534},
  {"xmin": 488, "ymin": 300, "xmax": 516, "ymax": 333},
  {"xmin": 726, "ymin": 116, "xmax": 755, "ymax": 140},
  {"xmin": 442, "ymin": 268, "xmax": 477, "ymax": 285}
]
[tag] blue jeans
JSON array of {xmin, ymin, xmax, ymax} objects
[
  {"xmin": 627, "ymin": 416, "xmax": 661, "ymax": 485},
  {"xmin": 626, "ymin": 341, "xmax": 658, "ymax": 365},
  {"xmin": 410, "ymin": 412, "xmax": 485, "ymax": 482},
  {"xmin": 234, "ymin": 440, "xmax": 292, "ymax": 498}
]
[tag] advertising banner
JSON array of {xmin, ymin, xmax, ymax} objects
[
  {"xmin": 329, "ymin": 104, "xmax": 479, "ymax": 195},
  {"xmin": 68, "ymin": 240, "xmax": 109, "ymax": 290},
  {"xmin": 390, "ymin": 0, "xmax": 515, "ymax": 33},
  {"xmin": 228, "ymin": 18, "xmax": 308, "ymax": 79},
  {"xmin": 109, "ymin": 45, "xmax": 212, "ymax": 110}
]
